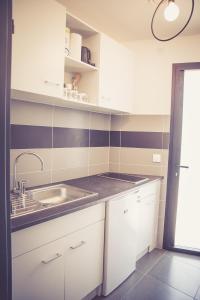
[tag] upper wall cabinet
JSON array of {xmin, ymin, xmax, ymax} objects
[
  {"xmin": 12, "ymin": 0, "xmax": 66, "ymax": 98},
  {"xmin": 98, "ymin": 34, "xmax": 134, "ymax": 113},
  {"xmin": 11, "ymin": 1, "xmax": 135, "ymax": 114}
]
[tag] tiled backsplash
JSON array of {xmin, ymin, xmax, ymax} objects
[
  {"xmin": 11, "ymin": 100, "xmax": 170, "ymax": 248},
  {"xmin": 10, "ymin": 100, "xmax": 111, "ymax": 188}
]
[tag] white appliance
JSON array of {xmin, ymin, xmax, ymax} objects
[{"xmin": 103, "ymin": 192, "xmax": 137, "ymax": 296}]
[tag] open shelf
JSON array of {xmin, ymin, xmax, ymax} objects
[
  {"xmin": 65, "ymin": 56, "xmax": 98, "ymax": 73},
  {"xmin": 11, "ymin": 89, "xmax": 129, "ymax": 115}
]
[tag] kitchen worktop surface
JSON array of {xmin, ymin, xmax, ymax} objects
[{"xmin": 11, "ymin": 174, "xmax": 162, "ymax": 232}]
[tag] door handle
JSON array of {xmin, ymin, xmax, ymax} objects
[{"xmin": 176, "ymin": 165, "xmax": 189, "ymax": 169}]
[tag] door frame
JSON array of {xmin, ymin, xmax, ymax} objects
[
  {"xmin": 0, "ymin": 0, "xmax": 12, "ymax": 299},
  {"xmin": 163, "ymin": 62, "xmax": 200, "ymax": 256}
]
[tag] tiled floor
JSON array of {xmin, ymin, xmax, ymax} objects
[{"xmin": 95, "ymin": 249, "xmax": 200, "ymax": 300}]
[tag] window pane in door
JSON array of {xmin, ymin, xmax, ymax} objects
[{"xmin": 175, "ymin": 70, "xmax": 200, "ymax": 250}]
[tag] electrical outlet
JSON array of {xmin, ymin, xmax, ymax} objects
[{"xmin": 153, "ymin": 154, "xmax": 161, "ymax": 163}]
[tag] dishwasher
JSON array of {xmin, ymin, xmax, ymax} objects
[{"xmin": 103, "ymin": 191, "xmax": 137, "ymax": 296}]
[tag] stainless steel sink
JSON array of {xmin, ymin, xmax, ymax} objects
[
  {"xmin": 11, "ymin": 184, "xmax": 98, "ymax": 218},
  {"xmin": 30, "ymin": 184, "xmax": 97, "ymax": 206}
]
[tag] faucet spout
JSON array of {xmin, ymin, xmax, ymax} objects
[{"xmin": 13, "ymin": 152, "xmax": 44, "ymax": 193}]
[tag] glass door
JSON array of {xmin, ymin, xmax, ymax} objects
[
  {"xmin": 175, "ymin": 69, "xmax": 200, "ymax": 251},
  {"xmin": 164, "ymin": 63, "xmax": 200, "ymax": 255}
]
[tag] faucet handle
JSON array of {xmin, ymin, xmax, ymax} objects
[{"xmin": 19, "ymin": 180, "xmax": 27, "ymax": 195}]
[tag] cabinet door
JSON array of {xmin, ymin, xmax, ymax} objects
[
  {"xmin": 12, "ymin": 237, "xmax": 66, "ymax": 300},
  {"xmin": 135, "ymin": 195, "xmax": 156, "ymax": 257},
  {"xmin": 65, "ymin": 221, "xmax": 104, "ymax": 300},
  {"xmin": 99, "ymin": 33, "xmax": 134, "ymax": 113},
  {"xmin": 12, "ymin": 0, "xmax": 66, "ymax": 97}
]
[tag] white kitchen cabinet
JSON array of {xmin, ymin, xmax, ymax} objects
[
  {"xmin": 12, "ymin": 0, "xmax": 66, "ymax": 98},
  {"xmin": 12, "ymin": 203, "xmax": 105, "ymax": 300},
  {"xmin": 65, "ymin": 221, "xmax": 104, "ymax": 300},
  {"xmin": 12, "ymin": 237, "xmax": 66, "ymax": 300},
  {"xmin": 98, "ymin": 33, "xmax": 134, "ymax": 113}
]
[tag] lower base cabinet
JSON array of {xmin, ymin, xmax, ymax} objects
[{"xmin": 12, "ymin": 218, "xmax": 105, "ymax": 300}]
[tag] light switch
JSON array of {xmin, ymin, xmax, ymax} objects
[{"xmin": 153, "ymin": 154, "xmax": 161, "ymax": 163}]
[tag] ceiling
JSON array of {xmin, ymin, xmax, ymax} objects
[{"xmin": 59, "ymin": 0, "xmax": 200, "ymax": 42}]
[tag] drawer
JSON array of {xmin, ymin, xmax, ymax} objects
[{"xmin": 12, "ymin": 203, "xmax": 105, "ymax": 258}]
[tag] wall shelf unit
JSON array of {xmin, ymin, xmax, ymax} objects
[{"xmin": 65, "ymin": 56, "xmax": 98, "ymax": 73}]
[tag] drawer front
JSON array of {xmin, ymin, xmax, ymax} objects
[{"xmin": 12, "ymin": 203, "xmax": 105, "ymax": 258}]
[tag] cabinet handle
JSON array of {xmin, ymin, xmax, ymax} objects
[
  {"xmin": 44, "ymin": 80, "xmax": 60, "ymax": 87},
  {"xmin": 136, "ymin": 199, "xmax": 141, "ymax": 203},
  {"xmin": 41, "ymin": 253, "xmax": 62, "ymax": 264},
  {"xmin": 124, "ymin": 209, "xmax": 129, "ymax": 214},
  {"xmin": 70, "ymin": 241, "xmax": 86, "ymax": 250}
]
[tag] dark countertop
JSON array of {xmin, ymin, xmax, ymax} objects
[{"xmin": 11, "ymin": 174, "xmax": 162, "ymax": 232}]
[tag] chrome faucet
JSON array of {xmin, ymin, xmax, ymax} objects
[{"xmin": 13, "ymin": 152, "xmax": 44, "ymax": 195}]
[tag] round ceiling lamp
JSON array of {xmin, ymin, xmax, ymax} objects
[{"xmin": 151, "ymin": 0, "xmax": 195, "ymax": 41}]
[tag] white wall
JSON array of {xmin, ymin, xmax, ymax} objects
[{"xmin": 125, "ymin": 34, "xmax": 200, "ymax": 115}]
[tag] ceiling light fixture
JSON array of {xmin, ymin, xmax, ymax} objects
[
  {"xmin": 164, "ymin": 0, "xmax": 180, "ymax": 22},
  {"xmin": 151, "ymin": 0, "xmax": 195, "ymax": 41}
]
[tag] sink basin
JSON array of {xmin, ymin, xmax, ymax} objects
[
  {"xmin": 11, "ymin": 184, "xmax": 98, "ymax": 218},
  {"xmin": 29, "ymin": 184, "xmax": 98, "ymax": 206}
]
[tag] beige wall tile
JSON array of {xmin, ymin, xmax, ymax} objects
[
  {"xmin": 10, "ymin": 149, "xmax": 52, "ymax": 175},
  {"xmin": 120, "ymin": 115, "xmax": 164, "ymax": 132},
  {"xmin": 160, "ymin": 166, "xmax": 168, "ymax": 178},
  {"xmin": 109, "ymin": 147, "xmax": 120, "ymax": 164},
  {"xmin": 119, "ymin": 164, "xmax": 162, "ymax": 176},
  {"xmin": 53, "ymin": 107, "xmax": 90, "ymax": 129},
  {"xmin": 120, "ymin": 148, "xmax": 166, "ymax": 166},
  {"xmin": 162, "ymin": 115, "xmax": 171, "ymax": 132},
  {"xmin": 109, "ymin": 163, "xmax": 120, "ymax": 173},
  {"xmin": 89, "ymin": 163, "xmax": 109, "ymax": 176},
  {"xmin": 90, "ymin": 112, "xmax": 111, "ymax": 130},
  {"xmin": 10, "ymin": 171, "xmax": 52, "ymax": 189},
  {"xmin": 161, "ymin": 149, "xmax": 169, "ymax": 166},
  {"xmin": 11, "ymin": 100, "xmax": 53, "ymax": 126},
  {"xmin": 89, "ymin": 147, "xmax": 109, "ymax": 165},
  {"xmin": 52, "ymin": 167, "xmax": 88, "ymax": 182},
  {"xmin": 111, "ymin": 115, "xmax": 122, "ymax": 131},
  {"xmin": 52, "ymin": 148, "xmax": 89, "ymax": 170}
]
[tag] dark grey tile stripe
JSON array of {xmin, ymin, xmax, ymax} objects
[
  {"xmin": 11, "ymin": 125, "xmax": 169, "ymax": 150},
  {"xmin": 11, "ymin": 125, "xmax": 110, "ymax": 149},
  {"xmin": 90, "ymin": 130, "xmax": 109, "ymax": 147},
  {"xmin": 11, "ymin": 125, "xmax": 52, "ymax": 149},
  {"xmin": 110, "ymin": 131, "xmax": 120, "ymax": 147},
  {"xmin": 110, "ymin": 131, "xmax": 169, "ymax": 149},
  {"xmin": 53, "ymin": 127, "xmax": 89, "ymax": 148}
]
